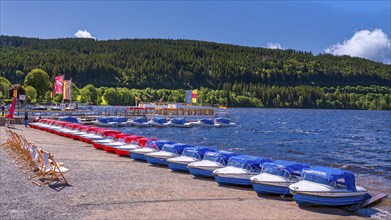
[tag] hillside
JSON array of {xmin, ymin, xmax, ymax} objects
[{"xmin": 0, "ymin": 36, "xmax": 390, "ymax": 89}]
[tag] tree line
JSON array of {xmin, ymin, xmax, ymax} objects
[
  {"xmin": 0, "ymin": 36, "xmax": 389, "ymax": 90},
  {"xmin": 0, "ymin": 36, "xmax": 389, "ymax": 110},
  {"xmin": 2, "ymin": 70, "xmax": 389, "ymax": 110}
]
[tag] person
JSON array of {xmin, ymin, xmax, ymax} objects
[
  {"xmin": 1, "ymin": 105, "xmax": 4, "ymax": 116},
  {"xmin": 23, "ymin": 111, "xmax": 29, "ymax": 128}
]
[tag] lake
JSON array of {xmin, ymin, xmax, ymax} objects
[{"xmin": 117, "ymin": 108, "xmax": 391, "ymax": 195}]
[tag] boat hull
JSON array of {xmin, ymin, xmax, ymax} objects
[
  {"xmin": 167, "ymin": 162, "xmax": 189, "ymax": 172},
  {"xmin": 130, "ymin": 152, "xmax": 147, "ymax": 161},
  {"xmin": 214, "ymin": 176, "xmax": 252, "ymax": 186},
  {"xmin": 115, "ymin": 149, "xmax": 130, "ymax": 156},
  {"xmin": 103, "ymin": 146, "xmax": 116, "ymax": 153},
  {"xmin": 145, "ymin": 156, "xmax": 168, "ymax": 166},
  {"xmin": 252, "ymin": 182, "xmax": 291, "ymax": 195},
  {"xmin": 292, "ymin": 193, "xmax": 371, "ymax": 206},
  {"xmin": 188, "ymin": 168, "xmax": 214, "ymax": 177}
]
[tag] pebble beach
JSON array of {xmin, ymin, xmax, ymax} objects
[{"xmin": 0, "ymin": 125, "xmax": 371, "ymax": 219}]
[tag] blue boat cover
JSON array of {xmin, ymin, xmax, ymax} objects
[
  {"xmin": 171, "ymin": 117, "xmax": 187, "ymax": 124},
  {"xmin": 147, "ymin": 140, "xmax": 176, "ymax": 150},
  {"xmin": 97, "ymin": 117, "xmax": 114, "ymax": 123},
  {"xmin": 200, "ymin": 118, "xmax": 214, "ymax": 125},
  {"xmin": 112, "ymin": 117, "xmax": 127, "ymax": 123},
  {"xmin": 262, "ymin": 160, "xmax": 310, "ymax": 175},
  {"xmin": 182, "ymin": 147, "xmax": 217, "ymax": 159},
  {"xmin": 228, "ymin": 155, "xmax": 272, "ymax": 172},
  {"xmin": 132, "ymin": 117, "xmax": 148, "ymax": 123},
  {"xmin": 58, "ymin": 116, "xmax": 78, "ymax": 123},
  {"xmin": 151, "ymin": 117, "xmax": 168, "ymax": 124},
  {"xmin": 215, "ymin": 117, "xmax": 230, "ymax": 124},
  {"xmin": 302, "ymin": 166, "xmax": 357, "ymax": 192},
  {"xmin": 204, "ymin": 150, "xmax": 239, "ymax": 165},
  {"xmin": 161, "ymin": 143, "xmax": 193, "ymax": 154}
]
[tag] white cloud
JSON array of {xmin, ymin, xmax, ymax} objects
[
  {"xmin": 266, "ymin": 42, "xmax": 283, "ymax": 50},
  {"xmin": 325, "ymin": 29, "xmax": 391, "ymax": 64},
  {"xmin": 74, "ymin": 29, "xmax": 96, "ymax": 39}
]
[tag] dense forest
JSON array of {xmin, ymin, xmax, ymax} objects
[{"xmin": 0, "ymin": 36, "xmax": 390, "ymax": 109}]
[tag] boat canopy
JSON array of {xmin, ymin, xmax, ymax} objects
[
  {"xmin": 112, "ymin": 117, "xmax": 127, "ymax": 123},
  {"xmin": 161, "ymin": 143, "xmax": 193, "ymax": 154},
  {"xmin": 204, "ymin": 150, "xmax": 239, "ymax": 165},
  {"xmin": 228, "ymin": 155, "xmax": 272, "ymax": 172},
  {"xmin": 148, "ymin": 140, "xmax": 176, "ymax": 150},
  {"xmin": 181, "ymin": 147, "xmax": 217, "ymax": 159},
  {"xmin": 302, "ymin": 166, "xmax": 357, "ymax": 192},
  {"xmin": 59, "ymin": 116, "xmax": 79, "ymax": 123},
  {"xmin": 262, "ymin": 160, "xmax": 310, "ymax": 175},
  {"xmin": 151, "ymin": 117, "xmax": 168, "ymax": 124},
  {"xmin": 132, "ymin": 117, "xmax": 148, "ymax": 123},
  {"xmin": 215, "ymin": 117, "xmax": 230, "ymax": 124},
  {"xmin": 170, "ymin": 117, "xmax": 187, "ymax": 124},
  {"xmin": 200, "ymin": 118, "xmax": 214, "ymax": 125},
  {"xmin": 98, "ymin": 117, "xmax": 127, "ymax": 123}
]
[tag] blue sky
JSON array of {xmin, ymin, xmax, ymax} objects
[{"xmin": 1, "ymin": 1, "xmax": 390, "ymax": 63}]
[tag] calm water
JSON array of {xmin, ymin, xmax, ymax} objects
[{"xmin": 116, "ymin": 108, "xmax": 391, "ymax": 195}]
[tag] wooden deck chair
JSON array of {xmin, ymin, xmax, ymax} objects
[
  {"xmin": 24, "ymin": 145, "xmax": 46, "ymax": 184},
  {"xmin": 0, "ymin": 129, "xmax": 13, "ymax": 148},
  {"xmin": 9, "ymin": 132, "xmax": 25, "ymax": 159},
  {"xmin": 16, "ymin": 136, "xmax": 35, "ymax": 167},
  {"xmin": 1, "ymin": 129, "xmax": 17, "ymax": 153},
  {"xmin": 40, "ymin": 150, "xmax": 70, "ymax": 185}
]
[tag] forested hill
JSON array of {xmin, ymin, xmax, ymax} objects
[{"xmin": 0, "ymin": 35, "xmax": 390, "ymax": 89}]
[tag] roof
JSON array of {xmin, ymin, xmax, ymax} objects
[
  {"xmin": 228, "ymin": 155, "xmax": 272, "ymax": 172},
  {"xmin": 302, "ymin": 166, "xmax": 357, "ymax": 191},
  {"xmin": 263, "ymin": 160, "xmax": 310, "ymax": 174}
]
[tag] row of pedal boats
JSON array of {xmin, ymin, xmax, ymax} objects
[
  {"xmin": 93, "ymin": 116, "xmax": 235, "ymax": 128},
  {"xmin": 29, "ymin": 118, "xmax": 372, "ymax": 207}
]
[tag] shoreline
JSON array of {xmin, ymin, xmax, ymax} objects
[{"xmin": 0, "ymin": 125, "xmax": 380, "ymax": 219}]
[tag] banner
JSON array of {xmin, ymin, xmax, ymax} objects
[
  {"xmin": 6, "ymin": 97, "xmax": 16, "ymax": 119},
  {"xmin": 186, "ymin": 90, "xmax": 192, "ymax": 104},
  {"xmin": 54, "ymin": 75, "xmax": 64, "ymax": 94},
  {"xmin": 63, "ymin": 80, "xmax": 71, "ymax": 100},
  {"xmin": 191, "ymin": 89, "xmax": 198, "ymax": 104}
]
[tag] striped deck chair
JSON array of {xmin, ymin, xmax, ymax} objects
[{"xmin": 40, "ymin": 150, "xmax": 70, "ymax": 185}]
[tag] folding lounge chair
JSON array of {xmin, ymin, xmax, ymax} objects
[{"xmin": 40, "ymin": 150, "xmax": 70, "ymax": 185}]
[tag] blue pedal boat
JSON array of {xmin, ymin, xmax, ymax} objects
[
  {"xmin": 167, "ymin": 147, "xmax": 217, "ymax": 172},
  {"xmin": 187, "ymin": 150, "xmax": 239, "ymax": 178},
  {"xmin": 250, "ymin": 160, "xmax": 309, "ymax": 195},
  {"xmin": 213, "ymin": 155, "xmax": 272, "ymax": 186},
  {"xmin": 145, "ymin": 143, "xmax": 192, "ymax": 166},
  {"xmin": 129, "ymin": 140, "xmax": 175, "ymax": 161},
  {"xmin": 289, "ymin": 166, "xmax": 371, "ymax": 206}
]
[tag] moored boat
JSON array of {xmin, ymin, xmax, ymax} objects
[
  {"xmin": 169, "ymin": 117, "xmax": 192, "ymax": 128},
  {"xmin": 213, "ymin": 155, "xmax": 272, "ymax": 186},
  {"xmin": 289, "ymin": 166, "xmax": 371, "ymax": 206},
  {"xmin": 188, "ymin": 150, "xmax": 239, "ymax": 178},
  {"xmin": 148, "ymin": 117, "xmax": 170, "ymax": 127},
  {"xmin": 214, "ymin": 117, "xmax": 236, "ymax": 127},
  {"xmin": 191, "ymin": 118, "xmax": 219, "ymax": 127},
  {"xmin": 250, "ymin": 160, "xmax": 309, "ymax": 195},
  {"xmin": 167, "ymin": 147, "xmax": 217, "ymax": 172},
  {"xmin": 93, "ymin": 117, "xmax": 128, "ymax": 127},
  {"xmin": 129, "ymin": 140, "xmax": 175, "ymax": 161},
  {"xmin": 128, "ymin": 117, "xmax": 150, "ymax": 127},
  {"xmin": 145, "ymin": 143, "xmax": 192, "ymax": 166}
]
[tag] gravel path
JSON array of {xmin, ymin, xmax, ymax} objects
[{"xmin": 0, "ymin": 125, "xmax": 365, "ymax": 219}]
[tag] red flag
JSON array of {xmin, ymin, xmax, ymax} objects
[
  {"xmin": 54, "ymin": 75, "xmax": 64, "ymax": 94},
  {"xmin": 5, "ymin": 97, "xmax": 17, "ymax": 119}
]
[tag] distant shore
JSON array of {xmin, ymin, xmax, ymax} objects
[{"xmin": 0, "ymin": 125, "xmax": 371, "ymax": 219}]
